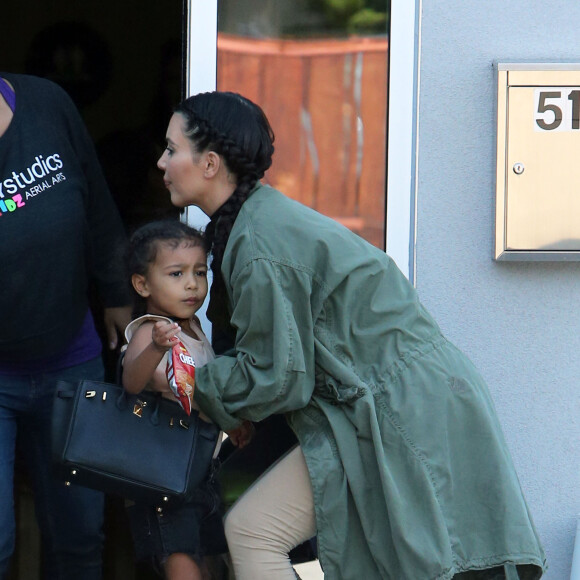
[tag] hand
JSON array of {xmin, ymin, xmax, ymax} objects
[
  {"xmin": 103, "ymin": 306, "xmax": 132, "ymax": 350},
  {"xmin": 226, "ymin": 421, "xmax": 255, "ymax": 449},
  {"xmin": 151, "ymin": 321, "xmax": 181, "ymax": 352}
]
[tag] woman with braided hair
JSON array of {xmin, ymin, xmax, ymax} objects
[{"xmin": 157, "ymin": 91, "xmax": 545, "ymax": 580}]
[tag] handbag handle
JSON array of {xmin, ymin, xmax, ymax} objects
[
  {"xmin": 116, "ymin": 389, "xmax": 129, "ymax": 411},
  {"xmin": 115, "ymin": 350, "xmax": 127, "ymax": 410}
]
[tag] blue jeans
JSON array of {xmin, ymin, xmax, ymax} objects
[{"xmin": 0, "ymin": 357, "xmax": 105, "ymax": 580}]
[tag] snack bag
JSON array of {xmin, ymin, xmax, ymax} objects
[{"xmin": 166, "ymin": 340, "xmax": 195, "ymax": 415}]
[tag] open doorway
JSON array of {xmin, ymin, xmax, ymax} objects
[
  {"xmin": 2, "ymin": 0, "xmax": 185, "ymax": 235},
  {"xmin": 1, "ymin": 2, "xmax": 183, "ymax": 578}
]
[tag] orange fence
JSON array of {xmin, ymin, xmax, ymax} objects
[{"xmin": 217, "ymin": 33, "xmax": 389, "ymax": 248}]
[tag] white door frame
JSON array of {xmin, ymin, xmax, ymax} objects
[
  {"xmin": 182, "ymin": 0, "xmax": 218, "ymax": 233},
  {"xmin": 184, "ymin": 0, "xmax": 421, "ymax": 283},
  {"xmin": 185, "ymin": 0, "xmax": 218, "ymax": 96},
  {"xmin": 385, "ymin": 0, "xmax": 421, "ymax": 283}
]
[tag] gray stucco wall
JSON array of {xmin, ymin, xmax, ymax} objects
[{"xmin": 416, "ymin": 2, "xmax": 580, "ymax": 578}]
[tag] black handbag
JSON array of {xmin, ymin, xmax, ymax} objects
[{"xmin": 51, "ymin": 369, "xmax": 220, "ymax": 509}]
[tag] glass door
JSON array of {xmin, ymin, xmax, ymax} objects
[
  {"xmin": 185, "ymin": 4, "xmax": 391, "ymax": 578},
  {"xmin": 215, "ymin": 0, "xmax": 390, "ymax": 249}
]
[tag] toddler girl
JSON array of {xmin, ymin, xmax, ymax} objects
[{"xmin": 122, "ymin": 220, "xmax": 249, "ymax": 579}]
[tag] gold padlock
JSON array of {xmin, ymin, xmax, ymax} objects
[{"xmin": 133, "ymin": 399, "xmax": 147, "ymax": 417}]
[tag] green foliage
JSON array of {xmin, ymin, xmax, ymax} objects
[
  {"xmin": 307, "ymin": 0, "xmax": 389, "ymax": 35},
  {"xmin": 348, "ymin": 8, "xmax": 388, "ymax": 34}
]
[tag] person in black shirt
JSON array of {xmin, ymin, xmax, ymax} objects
[{"xmin": 0, "ymin": 72, "xmax": 132, "ymax": 579}]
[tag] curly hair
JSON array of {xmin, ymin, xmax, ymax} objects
[
  {"xmin": 126, "ymin": 219, "xmax": 208, "ymax": 275},
  {"xmin": 174, "ymin": 92, "xmax": 275, "ymax": 347},
  {"xmin": 125, "ymin": 219, "xmax": 208, "ymax": 314}
]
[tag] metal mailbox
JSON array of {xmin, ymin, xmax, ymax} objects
[{"xmin": 495, "ymin": 63, "xmax": 580, "ymax": 260}]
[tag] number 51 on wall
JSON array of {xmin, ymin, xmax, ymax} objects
[{"xmin": 535, "ymin": 88, "xmax": 580, "ymax": 131}]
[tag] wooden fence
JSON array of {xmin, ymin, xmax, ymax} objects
[{"xmin": 217, "ymin": 33, "xmax": 389, "ymax": 248}]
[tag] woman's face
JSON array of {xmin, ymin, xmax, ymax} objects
[{"xmin": 158, "ymin": 113, "xmax": 208, "ymax": 211}]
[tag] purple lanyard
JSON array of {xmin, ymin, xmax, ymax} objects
[{"xmin": 0, "ymin": 78, "xmax": 15, "ymax": 112}]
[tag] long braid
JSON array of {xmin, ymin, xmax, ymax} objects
[
  {"xmin": 204, "ymin": 141, "xmax": 263, "ymax": 349},
  {"xmin": 174, "ymin": 92, "xmax": 274, "ymax": 352},
  {"xmin": 205, "ymin": 186, "xmax": 250, "ymax": 350}
]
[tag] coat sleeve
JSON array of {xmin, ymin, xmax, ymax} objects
[{"xmin": 194, "ymin": 258, "xmax": 317, "ymax": 431}]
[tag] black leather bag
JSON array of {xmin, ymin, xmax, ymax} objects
[{"xmin": 51, "ymin": 377, "xmax": 220, "ymax": 508}]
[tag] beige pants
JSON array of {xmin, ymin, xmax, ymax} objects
[{"xmin": 224, "ymin": 445, "xmax": 317, "ymax": 580}]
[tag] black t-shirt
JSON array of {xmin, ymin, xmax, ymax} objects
[{"xmin": 0, "ymin": 73, "xmax": 130, "ymax": 361}]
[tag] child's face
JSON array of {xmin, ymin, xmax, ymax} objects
[{"xmin": 135, "ymin": 241, "xmax": 208, "ymax": 320}]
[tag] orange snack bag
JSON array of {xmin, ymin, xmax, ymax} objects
[{"xmin": 166, "ymin": 340, "xmax": 195, "ymax": 415}]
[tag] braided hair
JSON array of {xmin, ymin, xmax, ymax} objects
[{"xmin": 174, "ymin": 92, "xmax": 275, "ymax": 350}]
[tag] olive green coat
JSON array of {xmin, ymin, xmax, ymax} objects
[{"xmin": 195, "ymin": 184, "xmax": 546, "ymax": 579}]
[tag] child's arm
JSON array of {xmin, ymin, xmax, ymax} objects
[{"xmin": 122, "ymin": 320, "xmax": 181, "ymax": 394}]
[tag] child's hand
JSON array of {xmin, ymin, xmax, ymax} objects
[
  {"xmin": 226, "ymin": 421, "xmax": 255, "ymax": 449},
  {"xmin": 151, "ymin": 321, "xmax": 181, "ymax": 352}
]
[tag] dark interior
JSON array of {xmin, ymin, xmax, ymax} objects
[{"xmin": 2, "ymin": 2, "xmax": 184, "ymax": 577}]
